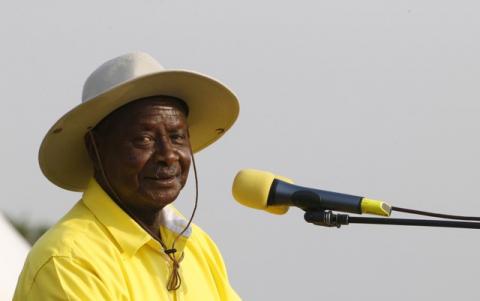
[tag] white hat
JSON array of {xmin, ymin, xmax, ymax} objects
[{"xmin": 39, "ymin": 52, "xmax": 239, "ymax": 192}]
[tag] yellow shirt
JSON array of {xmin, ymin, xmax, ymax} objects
[{"xmin": 14, "ymin": 179, "xmax": 241, "ymax": 301}]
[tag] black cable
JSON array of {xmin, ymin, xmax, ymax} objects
[
  {"xmin": 348, "ymin": 216, "xmax": 480, "ymax": 229},
  {"xmin": 391, "ymin": 206, "xmax": 480, "ymax": 221}
]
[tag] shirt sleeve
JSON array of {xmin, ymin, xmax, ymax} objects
[{"xmin": 22, "ymin": 256, "xmax": 113, "ymax": 301}]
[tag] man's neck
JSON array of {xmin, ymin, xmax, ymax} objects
[{"xmin": 94, "ymin": 175, "xmax": 164, "ymax": 242}]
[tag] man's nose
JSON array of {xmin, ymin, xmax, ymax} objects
[{"xmin": 154, "ymin": 138, "xmax": 179, "ymax": 165}]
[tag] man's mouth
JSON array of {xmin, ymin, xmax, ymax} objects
[{"xmin": 144, "ymin": 175, "xmax": 178, "ymax": 187}]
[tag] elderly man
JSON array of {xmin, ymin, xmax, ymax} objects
[{"xmin": 14, "ymin": 52, "xmax": 241, "ymax": 300}]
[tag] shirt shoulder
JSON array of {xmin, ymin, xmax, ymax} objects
[
  {"xmin": 186, "ymin": 224, "xmax": 241, "ymax": 301},
  {"xmin": 16, "ymin": 200, "xmax": 119, "ymax": 295},
  {"xmin": 188, "ymin": 224, "xmax": 224, "ymax": 258}
]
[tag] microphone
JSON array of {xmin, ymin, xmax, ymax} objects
[{"xmin": 232, "ymin": 169, "xmax": 391, "ymax": 217}]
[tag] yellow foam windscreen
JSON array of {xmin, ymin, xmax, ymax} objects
[{"xmin": 232, "ymin": 169, "xmax": 293, "ymax": 215}]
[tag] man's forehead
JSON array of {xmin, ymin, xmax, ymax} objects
[
  {"xmin": 95, "ymin": 96, "xmax": 188, "ymax": 132},
  {"xmin": 120, "ymin": 97, "xmax": 188, "ymax": 116},
  {"xmin": 133, "ymin": 106, "xmax": 187, "ymax": 125}
]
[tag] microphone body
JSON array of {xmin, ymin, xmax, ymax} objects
[
  {"xmin": 232, "ymin": 169, "xmax": 391, "ymax": 216},
  {"xmin": 269, "ymin": 179, "xmax": 362, "ymax": 214}
]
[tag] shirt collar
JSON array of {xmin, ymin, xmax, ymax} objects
[{"xmin": 82, "ymin": 178, "xmax": 192, "ymax": 258}]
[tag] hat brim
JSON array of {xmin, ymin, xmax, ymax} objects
[{"xmin": 39, "ymin": 70, "xmax": 239, "ymax": 191}]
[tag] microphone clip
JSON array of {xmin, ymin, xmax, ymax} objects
[{"xmin": 304, "ymin": 210, "xmax": 350, "ymax": 228}]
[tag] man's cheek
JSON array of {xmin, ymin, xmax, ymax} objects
[
  {"xmin": 122, "ymin": 149, "xmax": 152, "ymax": 168},
  {"xmin": 180, "ymin": 152, "xmax": 192, "ymax": 177}
]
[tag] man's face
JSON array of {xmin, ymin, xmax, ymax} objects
[{"xmin": 91, "ymin": 96, "xmax": 191, "ymax": 212}]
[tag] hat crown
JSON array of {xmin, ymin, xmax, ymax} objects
[{"xmin": 82, "ymin": 52, "xmax": 165, "ymax": 102}]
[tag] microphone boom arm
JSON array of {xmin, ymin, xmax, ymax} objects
[{"xmin": 304, "ymin": 211, "xmax": 480, "ymax": 229}]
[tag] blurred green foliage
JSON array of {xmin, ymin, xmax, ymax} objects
[{"xmin": 5, "ymin": 215, "xmax": 50, "ymax": 246}]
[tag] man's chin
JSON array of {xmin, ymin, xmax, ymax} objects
[{"xmin": 143, "ymin": 189, "xmax": 181, "ymax": 209}]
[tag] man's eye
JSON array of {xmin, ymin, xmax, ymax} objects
[
  {"xmin": 134, "ymin": 136, "xmax": 154, "ymax": 145},
  {"xmin": 171, "ymin": 134, "xmax": 186, "ymax": 143}
]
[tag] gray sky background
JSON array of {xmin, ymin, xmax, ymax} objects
[{"xmin": 2, "ymin": 0, "xmax": 480, "ymax": 300}]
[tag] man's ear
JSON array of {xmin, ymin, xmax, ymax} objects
[
  {"xmin": 84, "ymin": 131, "xmax": 95, "ymax": 160},
  {"xmin": 84, "ymin": 131, "xmax": 101, "ymax": 173}
]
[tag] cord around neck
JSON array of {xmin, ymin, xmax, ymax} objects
[{"xmin": 87, "ymin": 130, "xmax": 199, "ymax": 291}]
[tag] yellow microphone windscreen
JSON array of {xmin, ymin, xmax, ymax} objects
[{"xmin": 232, "ymin": 169, "xmax": 292, "ymax": 215}]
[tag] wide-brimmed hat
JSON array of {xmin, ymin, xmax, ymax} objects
[{"xmin": 39, "ymin": 52, "xmax": 239, "ymax": 192}]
